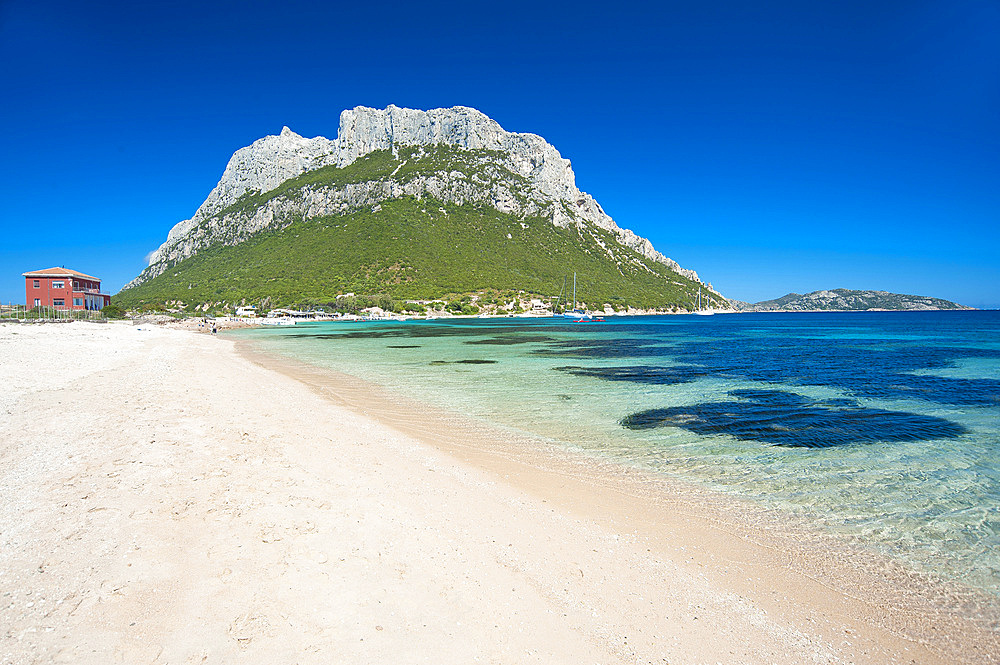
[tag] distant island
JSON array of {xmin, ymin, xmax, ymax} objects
[{"xmin": 733, "ymin": 289, "xmax": 971, "ymax": 312}]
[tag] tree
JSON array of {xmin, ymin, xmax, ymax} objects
[{"xmin": 102, "ymin": 304, "xmax": 127, "ymax": 319}]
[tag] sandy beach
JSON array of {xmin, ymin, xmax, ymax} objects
[{"xmin": 1, "ymin": 321, "xmax": 997, "ymax": 664}]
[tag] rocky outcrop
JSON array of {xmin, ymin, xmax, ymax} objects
[
  {"xmin": 157, "ymin": 127, "xmax": 339, "ymax": 256},
  {"xmin": 132, "ymin": 105, "xmax": 708, "ymax": 291}
]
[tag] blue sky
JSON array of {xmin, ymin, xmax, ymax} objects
[{"xmin": 1, "ymin": 0, "xmax": 997, "ymax": 307}]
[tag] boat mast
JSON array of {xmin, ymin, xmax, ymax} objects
[{"xmin": 572, "ymin": 272, "xmax": 577, "ymax": 311}]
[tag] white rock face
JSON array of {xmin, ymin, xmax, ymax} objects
[
  {"xmin": 333, "ymin": 106, "xmax": 579, "ymax": 201},
  {"xmin": 152, "ymin": 127, "xmax": 339, "ymax": 262},
  {"xmin": 198, "ymin": 127, "xmax": 338, "ymax": 219},
  {"xmin": 135, "ymin": 105, "xmax": 707, "ymax": 289}
]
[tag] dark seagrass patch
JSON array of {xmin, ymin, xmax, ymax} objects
[{"xmin": 621, "ymin": 389, "xmax": 967, "ymax": 448}]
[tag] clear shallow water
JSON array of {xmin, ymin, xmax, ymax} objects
[{"xmin": 236, "ymin": 311, "xmax": 1000, "ymax": 596}]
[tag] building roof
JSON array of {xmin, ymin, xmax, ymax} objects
[{"xmin": 22, "ymin": 267, "xmax": 100, "ymax": 281}]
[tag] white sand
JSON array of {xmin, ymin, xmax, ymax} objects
[{"xmin": 1, "ymin": 322, "xmax": 996, "ymax": 664}]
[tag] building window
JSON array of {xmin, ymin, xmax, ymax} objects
[
  {"xmin": 34, "ymin": 298, "xmax": 40, "ymax": 307},
  {"xmin": 73, "ymin": 298, "xmax": 83, "ymax": 306},
  {"xmin": 53, "ymin": 299, "xmax": 65, "ymax": 306},
  {"xmin": 52, "ymin": 281, "xmax": 64, "ymax": 289},
  {"xmin": 33, "ymin": 279, "xmax": 40, "ymax": 288}
]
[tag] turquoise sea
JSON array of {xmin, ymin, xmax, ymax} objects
[{"xmin": 234, "ymin": 311, "xmax": 1000, "ymax": 598}]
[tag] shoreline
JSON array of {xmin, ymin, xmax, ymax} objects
[
  {"xmin": 236, "ymin": 340, "xmax": 1000, "ymax": 663},
  {"xmin": 2, "ymin": 321, "xmax": 997, "ymax": 663},
  {"xmin": 117, "ymin": 306, "xmax": 987, "ymax": 332},
  {"xmin": 238, "ymin": 337, "xmax": 1000, "ymax": 663}
]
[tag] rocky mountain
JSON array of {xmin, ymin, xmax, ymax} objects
[
  {"xmin": 118, "ymin": 105, "xmax": 724, "ymax": 311},
  {"xmin": 736, "ymin": 289, "xmax": 970, "ymax": 312}
]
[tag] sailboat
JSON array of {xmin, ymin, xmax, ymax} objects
[
  {"xmin": 694, "ymin": 286, "xmax": 715, "ymax": 315},
  {"xmin": 553, "ymin": 276, "xmax": 566, "ymax": 314},
  {"xmin": 560, "ymin": 273, "xmax": 592, "ymax": 319}
]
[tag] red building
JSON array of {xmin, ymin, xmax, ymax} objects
[{"xmin": 23, "ymin": 267, "xmax": 112, "ymax": 311}]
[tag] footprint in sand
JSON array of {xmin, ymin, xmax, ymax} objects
[{"xmin": 228, "ymin": 612, "xmax": 270, "ymax": 646}]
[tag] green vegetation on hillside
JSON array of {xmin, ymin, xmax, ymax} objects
[
  {"xmin": 118, "ymin": 143, "xmax": 723, "ymax": 312},
  {"xmin": 117, "ymin": 195, "xmax": 712, "ymax": 311}
]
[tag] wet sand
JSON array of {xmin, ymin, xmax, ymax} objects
[{"xmin": 1, "ymin": 321, "xmax": 997, "ymax": 664}]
